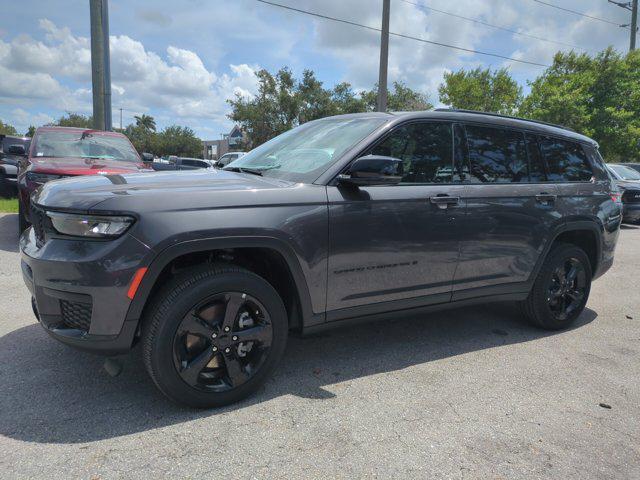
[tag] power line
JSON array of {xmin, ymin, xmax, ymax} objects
[
  {"xmin": 400, "ymin": 0, "xmax": 583, "ymax": 51},
  {"xmin": 530, "ymin": 0, "xmax": 627, "ymax": 27},
  {"xmin": 255, "ymin": 0, "xmax": 551, "ymax": 67}
]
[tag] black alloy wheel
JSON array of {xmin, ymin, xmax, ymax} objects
[
  {"xmin": 143, "ymin": 264, "xmax": 288, "ymax": 408},
  {"xmin": 520, "ymin": 243, "xmax": 592, "ymax": 330},
  {"xmin": 546, "ymin": 258, "xmax": 588, "ymax": 322},
  {"xmin": 173, "ymin": 292, "xmax": 273, "ymax": 392}
]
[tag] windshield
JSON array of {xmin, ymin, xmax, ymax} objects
[
  {"xmin": 610, "ymin": 164, "xmax": 640, "ymax": 181},
  {"xmin": 224, "ymin": 117, "xmax": 389, "ymax": 183},
  {"xmin": 33, "ymin": 131, "xmax": 140, "ymax": 162}
]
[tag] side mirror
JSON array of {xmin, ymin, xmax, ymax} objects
[
  {"xmin": 7, "ymin": 144, "xmax": 26, "ymax": 156},
  {"xmin": 338, "ymin": 155, "xmax": 403, "ymax": 186},
  {"xmin": 141, "ymin": 152, "xmax": 154, "ymax": 163}
]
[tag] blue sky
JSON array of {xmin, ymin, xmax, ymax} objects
[{"xmin": 0, "ymin": 0, "xmax": 633, "ymax": 139}]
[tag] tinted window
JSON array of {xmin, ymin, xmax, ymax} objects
[
  {"xmin": 538, "ymin": 137, "xmax": 592, "ymax": 182},
  {"xmin": 525, "ymin": 134, "xmax": 546, "ymax": 182},
  {"xmin": 465, "ymin": 125, "xmax": 528, "ymax": 183},
  {"xmin": 370, "ymin": 122, "xmax": 453, "ymax": 183},
  {"xmin": 182, "ymin": 159, "xmax": 206, "ymax": 168}
]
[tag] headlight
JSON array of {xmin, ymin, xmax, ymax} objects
[
  {"xmin": 46, "ymin": 212, "xmax": 134, "ymax": 238},
  {"xmin": 26, "ymin": 172, "xmax": 62, "ymax": 184}
]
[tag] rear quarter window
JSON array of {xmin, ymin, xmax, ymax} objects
[{"xmin": 538, "ymin": 137, "xmax": 593, "ymax": 182}]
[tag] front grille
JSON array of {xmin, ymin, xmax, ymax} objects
[
  {"xmin": 622, "ymin": 189, "xmax": 640, "ymax": 204},
  {"xmin": 30, "ymin": 205, "xmax": 47, "ymax": 248},
  {"xmin": 60, "ymin": 300, "xmax": 92, "ymax": 332}
]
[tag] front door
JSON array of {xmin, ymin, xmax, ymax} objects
[{"xmin": 326, "ymin": 121, "xmax": 465, "ymax": 314}]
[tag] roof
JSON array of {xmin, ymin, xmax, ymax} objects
[
  {"xmin": 322, "ymin": 110, "xmax": 597, "ymax": 146},
  {"xmin": 35, "ymin": 126, "xmax": 127, "ymax": 137}
]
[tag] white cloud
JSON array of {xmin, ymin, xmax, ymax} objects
[{"xmin": 0, "ymin": 18, "xmax": 260, "ymax": 137}]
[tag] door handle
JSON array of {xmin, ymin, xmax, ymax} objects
[
  {"xmin": 430, "ymin": 195, "xmax": 460, "ymax": 209},
  {"xmin": 535, "ymin": 193, "xmax": 557, "ymax": 204}
]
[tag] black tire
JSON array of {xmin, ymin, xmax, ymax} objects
[
  {"xmin": 142, "ymin": 264, "xmax": 288, "ymax": 408},
  {"xmin": 521, "ymin": 243, "xmax": 592, "ymax": 330},
  {"xmin": 18, "ymin": 199, "xmax": 29, "ymax": 236}
]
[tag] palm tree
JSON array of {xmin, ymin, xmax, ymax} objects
[{"xmin": 134, "ymin": 114, "xmax": 156, "ymax": 132}]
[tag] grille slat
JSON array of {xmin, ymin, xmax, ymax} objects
[{"xmin": 60, "ymin": 300, "xmax": 92, "ymax": 332}]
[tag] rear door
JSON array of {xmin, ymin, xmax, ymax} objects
[
  {"xmin": 452, "ymin": 124, "xmax": 561, "ymax": 299},
  {"xmin": 326, "ymin": 121, "xmax": 465, "ymax": 313}
]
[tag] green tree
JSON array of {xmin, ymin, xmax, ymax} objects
[
  {"xmin": 0, "ymin": 119, "xmax": 18, "ymax": 136},
  {"xmin": 25, "ymin": 125, "xmax": 36, "ymax": 137},
  {"xmin": 438, "ymin": 67, "xmax": 522, "ymax": 115},
  {"xmin": 520, "ymin": 48, "xmax": 640, "ymax": 162},
  {"xmin": 55, "ymin": 112, "xmax": 93, "ymax": 128},
  {"xmin": 229, "ymin": 68, "xmax": 431, "ymax": 148},
  {"xmin": 124, "ymin": 124, "xmax": 156, "ymax": 154},
  {"xmin": 155, "ymin": 125, "xmax": 202, "ymax": 157},
  {"xmin": 134, "ymin": 114, "xmax": 156, "ymax": 132},
  {"xmin": 362, "ymin": 82, "xmax": 433, "ymax": 112}
]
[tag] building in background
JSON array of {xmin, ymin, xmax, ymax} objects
[{"xmin": 202, "ymin": 125, "xmax": 245, "ymax": 159}]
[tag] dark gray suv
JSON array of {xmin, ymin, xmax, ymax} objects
[{"xmin": 20, "ymin": 110, "xmax": 622, "ymax": 407}]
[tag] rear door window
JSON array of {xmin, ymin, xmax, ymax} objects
[
  {"xmin": 465, "ymin": 125, "xmax": 528, "ymax": 183},
  {"xmin": 538, "ymin": 137, "xmax": 593, "ymax": 182},
  {"xmin": 370, "ymin": 122, "xmax": 453, "ymax": 184}
]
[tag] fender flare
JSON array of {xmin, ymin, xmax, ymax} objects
[
  {"xmin": 529, "ymin": 220, "xmax": 603, "ymax": 284},
  {"xmin": 124, "ymin": 236, "xmax": 316, "ymax": 326}
]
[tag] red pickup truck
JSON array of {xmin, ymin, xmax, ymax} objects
[{"xmin": 17, "ymin": 126, "xmax": 151, "ymax": 233}]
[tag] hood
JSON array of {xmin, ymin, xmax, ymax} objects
[
  {"xmin": 29, "ymin": 156, "xmax": 147, "ymax": 175},
  {"xmin": 33, "ymin": 168, "xmax": 299, "ymax": 211}
]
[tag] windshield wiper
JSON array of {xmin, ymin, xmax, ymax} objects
[{"xmin": 224, "ymin": 166, "xmax": 263, "ymax": 176}]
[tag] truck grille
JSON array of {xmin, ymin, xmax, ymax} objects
[
  {"xmin": 60, "ymin": 299, "xmax": 92, "ymax": 332},
  {"xmin": 622, "ymin": 189, "xmax": 640, "ymax": 204}
]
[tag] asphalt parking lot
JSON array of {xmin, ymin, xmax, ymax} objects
[{"xmin": 0, "ymin": 212, "xmax": 638, "ymax": 479}]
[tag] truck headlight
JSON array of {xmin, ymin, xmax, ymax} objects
[{"xmin": 47, "ymin": 212, "xmax": 134, "ymax": 238}]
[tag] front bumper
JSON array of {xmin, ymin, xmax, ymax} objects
[{"xmin": 20, "ymin": 226, "xmax": 152, "ymax": 355}]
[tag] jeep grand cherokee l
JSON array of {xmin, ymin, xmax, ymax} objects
[{"xmin": 20, "ymin": 110, "xmax": 621, "ymax": 408}]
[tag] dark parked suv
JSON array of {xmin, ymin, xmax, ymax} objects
[{"xmin": 20, "ymin": 110, "xmax": 621, "ymax": 408}]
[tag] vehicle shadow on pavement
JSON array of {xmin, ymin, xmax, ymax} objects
[
  {"xmin": 0, "ymin": 303, "xmax": 596, "ymax": 444},
  {"xmin": 0, "ymin": 214, "xmax": 18, "ymax": 253}
]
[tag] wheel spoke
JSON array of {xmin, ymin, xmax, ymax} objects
[
  {"xmin": 178, "ymin": 312, "xmax": 215, "ymax": 339},
  {"xmin": 221, "ymin": 293, "xmax": 244, "ymax": 330},
  {"xmin": 234, "ymin": 324, "xmax": 272, "ymax": 346},
  {"xmin": 555, "ymin": 266, "xmax": 566, "ymax": 284},
  {"xmin": 179, "ymin": 348, "xmax": 215, "ymax": 385},
  {"xmin": 223, "ymin": 355, "xmax": 250, "ymax": 387}
]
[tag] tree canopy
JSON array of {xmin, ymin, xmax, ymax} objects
[
  {"xmin": 228, "ymin": 68, "xmax": 432, "ymax": 149},
  {"xmin": 520, "ymin": 47, "xmax": 640, "ymax": 162},
  {"xmin": 438, "ymin": 67, "xmax": 523, "ymax": 115},
  {"xmin": 0, "ymin": 120, "xmax": 18, "ymax": 136}
]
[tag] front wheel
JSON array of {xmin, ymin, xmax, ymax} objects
[
  {"xmin": 521, "ymin": 244, "xmax": 592, "ymax": 330},
  {"xmin": 142, "ymin": 264, "xmax": 288, "ymax": 408}
]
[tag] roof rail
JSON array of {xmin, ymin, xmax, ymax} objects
[{"xmin": 434, "ymin": 108, "xmax": 574, "ymax": 132}]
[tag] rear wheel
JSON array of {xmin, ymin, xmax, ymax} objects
[
  {"xmin": 521, "ymin": 244, "xmax": 592, "ymax": 330},
  {"xmin": 142, "ymin": 264, "xmax": 288, "ymax": 408}
]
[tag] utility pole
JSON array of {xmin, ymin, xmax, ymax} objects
[
  {"xmin": 119, "ymin": 108, "xmax": 123, "ymax": 130},
  {"xmin": 377, "ymin": 0, "xmax": 391, "ymax": 112},
  {"xmin": 609, "ymin": 0, "xmax": 638, "ymax": 51},
  {"xmin": 632, "ymin": 0, "xmax": 638, "ymax": 51},
  {"xmin": 89, "ymin": 0, "xmax": 112, "ymax": 130}
]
